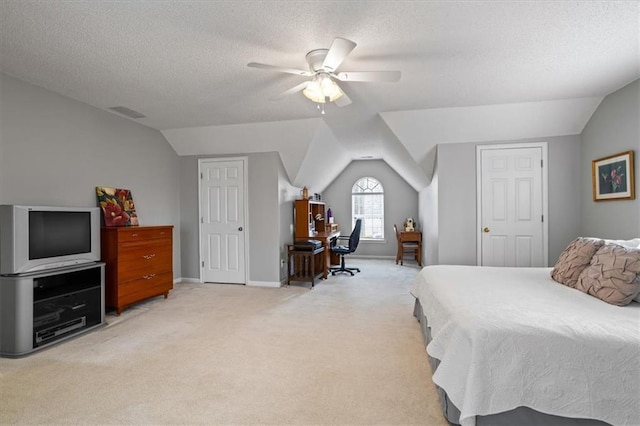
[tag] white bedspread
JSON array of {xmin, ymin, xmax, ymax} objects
[{"xmin": 411, "ymin": 265, "xmax": 640, "ymax": 426}]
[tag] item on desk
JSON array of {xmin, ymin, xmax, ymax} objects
[
  {"xmin": 314, "ymin": 214, "xmax": 325, "ymax": 235},
  {"xmin": 327, "ymin": 208, "xmax": 333, "ymax": 223},
  {"xmin": 294, "ymin": 240, "xmax": 323, "ymax": 250},
  {"xmin": 404, "ymin": 217, "xmax": 415, "ymax": 232}
]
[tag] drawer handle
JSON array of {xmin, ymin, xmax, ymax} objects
[
  {"xmin": 142, "ymin": 254, "xmax": 156, "ymax": 260},
  {"xmin": 131, "ymin": 233, "xmax": 138, "ymax": 237},
  {"xmin": 142, "ymin": 274, "xmax": 156, "ymax": 280}
]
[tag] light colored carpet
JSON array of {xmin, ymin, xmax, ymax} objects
[{"xmin": 0, "ymin": 259, "xmax": 448, "ymax": 425}]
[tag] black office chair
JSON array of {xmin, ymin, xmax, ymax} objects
[{"xmin": 330, "ymin": 218, "xmax": 362, "ymax": 276}]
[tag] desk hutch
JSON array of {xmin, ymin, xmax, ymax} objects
[{"xmin": 293, "ymin": 199, "xmax": 339, "ymax": 279}]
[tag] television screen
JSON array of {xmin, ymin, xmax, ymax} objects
[{"xmin": 29, "ymin": 211, "xmax": 92, "ymax": 260}]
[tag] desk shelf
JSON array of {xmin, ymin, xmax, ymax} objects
[{"xmin": 294, "ymin": 199, "xmax": 326, "ymax": 236}]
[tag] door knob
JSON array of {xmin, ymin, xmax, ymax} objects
[
  {"xmin": 238, "ymin": 227, "xmax": 243, "ymax": 231},
  {"xmin": 483, "ymin": 227, "xmax": 490, "ymax": 233}
]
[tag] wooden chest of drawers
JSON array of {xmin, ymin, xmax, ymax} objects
[{"xmin": 101, "ymin": 226, "xmax": 173, "ymax": 315}]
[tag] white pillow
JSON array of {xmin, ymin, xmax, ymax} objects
[
  {"xmin": 604, "ymin": 238, "xmax": 640, "ymax": 249},
  {"xmin": 583, "ymin": 237, "xmax": 640, "ymax": 249}
]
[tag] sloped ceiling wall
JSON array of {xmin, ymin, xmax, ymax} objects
[
  {"xmin": 163, "ymin": 97, "xmax": 603, "ymax": 193},
  {"xmin": 293, "ymin": 122, "xmax": 351, "ymax": 193},
  {"xmin": 161, "ymin": 118, "xmax": 322, "ymax": 182},
  {"xmin": 380, "ymin": 97, "xmax": 603, "ymax": 181}
]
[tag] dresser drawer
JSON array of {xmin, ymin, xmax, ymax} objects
[
  {"xmin": 116, "ymin": 227, "xmax": 172, "ymax": 242},
  {"xmin": 116, "ymin": 240, "xmax": 172, "ymax": 281},
  {"xmin": 117, "ymin": 271, "xmax": 173, "ymax": 305}
]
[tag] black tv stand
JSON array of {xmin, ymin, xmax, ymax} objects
[{"xmin": 0, "ymin": 262, "xmax": 105, "ymax": 357}]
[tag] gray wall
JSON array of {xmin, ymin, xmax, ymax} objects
[
  {"xmin": 0, "ymin": 73, "xmax": 182, "ymax": 277},
  {"xmin": 6, "ymin": 68, "xmax": 634, "ymax": 282},
  {"xmin": 424, "ymin": 135, "xmax": 582, "ymax": 266},
  {"xmin": 179, "ymin": 152, "xmax": 283, "ymax": 284},
  {"xmin": 277, "ymin": 156, "xmax": 300, "ymax": 282},
  {"xmin": 322, "ymin": 159, "xmax": 418, "ymax": 258},
  {"xmin": 581, "ymin": 79, "xmax": 640, "ymax": 239},
  {"xmin": 248, "ymin": 152, "xmax": 281, "ymax": 284},
  {"xmin": 419, "ymin": 163, "xmax": 438, "ymax": 266}
]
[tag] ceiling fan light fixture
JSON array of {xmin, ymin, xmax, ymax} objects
[{"xmin": 302, "ymin": 73, "xmax": 343, "ymax": 104}]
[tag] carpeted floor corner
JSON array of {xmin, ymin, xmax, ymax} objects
[{"xmin": 0, "ymin": 259, "xmax": 448, "ymax": 425}]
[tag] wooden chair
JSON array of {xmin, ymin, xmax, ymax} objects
[{"xmin": 394, "ymin": 224, "xmax": 422, "ymax": 266}]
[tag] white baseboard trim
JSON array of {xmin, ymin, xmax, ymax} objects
[
  {"xmin": 349, "ymin": 255, "xmax": 395, "ymax": 260},
  {"xmin": 176, "ymin": 278, "xmax": 282, "ymax": 287},
  {"xmin": 247, "ymin": 280, "xmax": 282, "ymax": 288},
  {"xmin": 177, "ymin": 257, "xmax": 395, "ymax": 286}
]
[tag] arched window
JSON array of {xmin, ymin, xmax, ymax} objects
[{"xmin": 352, "ymin": 177, "xmax": 384, "ymax": 240}]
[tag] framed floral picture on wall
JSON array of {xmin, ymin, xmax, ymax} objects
[
  {"xmin": 592, "ymin": 151, "xmax": 635, "ymax": 201},
  {"xmin": 96, "ymin": 186, "xmax": 140, "ymax": 226}
]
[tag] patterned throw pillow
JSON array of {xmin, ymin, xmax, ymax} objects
[
  {"xmin": 576, "ymin": 244, "xmax": 640, "ymax": 306},
  {"xmin": 551, "ymin": 238, "xmax": 605, "ymax": 288}
]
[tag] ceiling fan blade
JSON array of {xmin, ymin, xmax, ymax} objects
[
  {"xmin": 247, "ymin": 62, "xmax": 313, "ymax": 77},
  {"xmin": 334, "ymin": 71, "xmax": 401, "ymax": 82},
  {"xmin": 322, "ymin": 37, "xmax": 357, "ymax": 72},
  {"xmin": 269, "ymin": 81, "xmax": 310, "ymax": 100},
  {"xmin": 335, "ymin": 89, "xmax": 352, "ymax": 107}
]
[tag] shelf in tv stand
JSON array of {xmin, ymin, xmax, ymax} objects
[{"xmin": 0, "ymin": 262, "xmax": 106, "ymax": 358}]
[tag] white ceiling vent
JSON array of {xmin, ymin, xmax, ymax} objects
[{"xmin": 108, "ymin": 106, "xmax": 146, "ymax": 119}]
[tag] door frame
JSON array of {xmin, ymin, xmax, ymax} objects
[
  {"xmin": 475, "ymin": 142, "xmax": 549, "ymax": 266},
  {"xmin": 197, "ymin": 156, "xmax": 250, "ymax": 283}
]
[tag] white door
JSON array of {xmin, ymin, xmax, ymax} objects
[
  {"xmin": 477, "ymin": 144, "xmax": 548, "ymax": 267},
  {"xmin": 199, "ymin": 158, "xmax": 247, "ymax": 284}
]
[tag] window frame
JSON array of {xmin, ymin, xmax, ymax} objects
[{"xmin": 351, "ymin": 177, "xmax": 385, "ymax": 241}]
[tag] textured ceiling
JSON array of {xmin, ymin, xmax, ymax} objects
[
  {"xmin": 0, "ymin": 1, "xmax": 638, "ymax": 191},
  {"xmin": 1, "ymin": 1, "xmax": 637, "ymax": 130}
]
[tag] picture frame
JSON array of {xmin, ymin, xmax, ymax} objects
[
  {"xmin": 592, "ymin": 151, "xmax": 635, "ymax": 201},
  {"xmin": 96, "ymin": 186, "xmax": 140, "ymax": 226}
]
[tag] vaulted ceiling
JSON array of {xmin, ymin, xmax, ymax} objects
[{"xmin": 1, "ymin": 1, "xmax": 637, "ymax": 192}]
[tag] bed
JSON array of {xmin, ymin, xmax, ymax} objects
[{"xmin": 411, "ymin": 264, "xmax": 640, "ymax": 426}]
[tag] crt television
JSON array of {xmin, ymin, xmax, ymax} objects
[{"xmin": 0, "ymin": 205, "xmax": 100, "ymax": 275}]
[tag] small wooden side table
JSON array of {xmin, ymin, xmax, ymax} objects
[{"xmin": 287, "ymin": 245, "xmax": 325, "ymax": 289}]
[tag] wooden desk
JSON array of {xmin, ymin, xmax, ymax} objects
[
  {"xmin": 295, "ymin": 230, "xmax": 340, "ymax": 278},
  {"xmin": 397, "ymin": 230, "xmax": 422, "ymax": 266}
]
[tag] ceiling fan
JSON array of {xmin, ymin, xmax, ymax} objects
[{"xmin": 247, "ymin": 37, "xmax": 401, "ymax": 112}]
